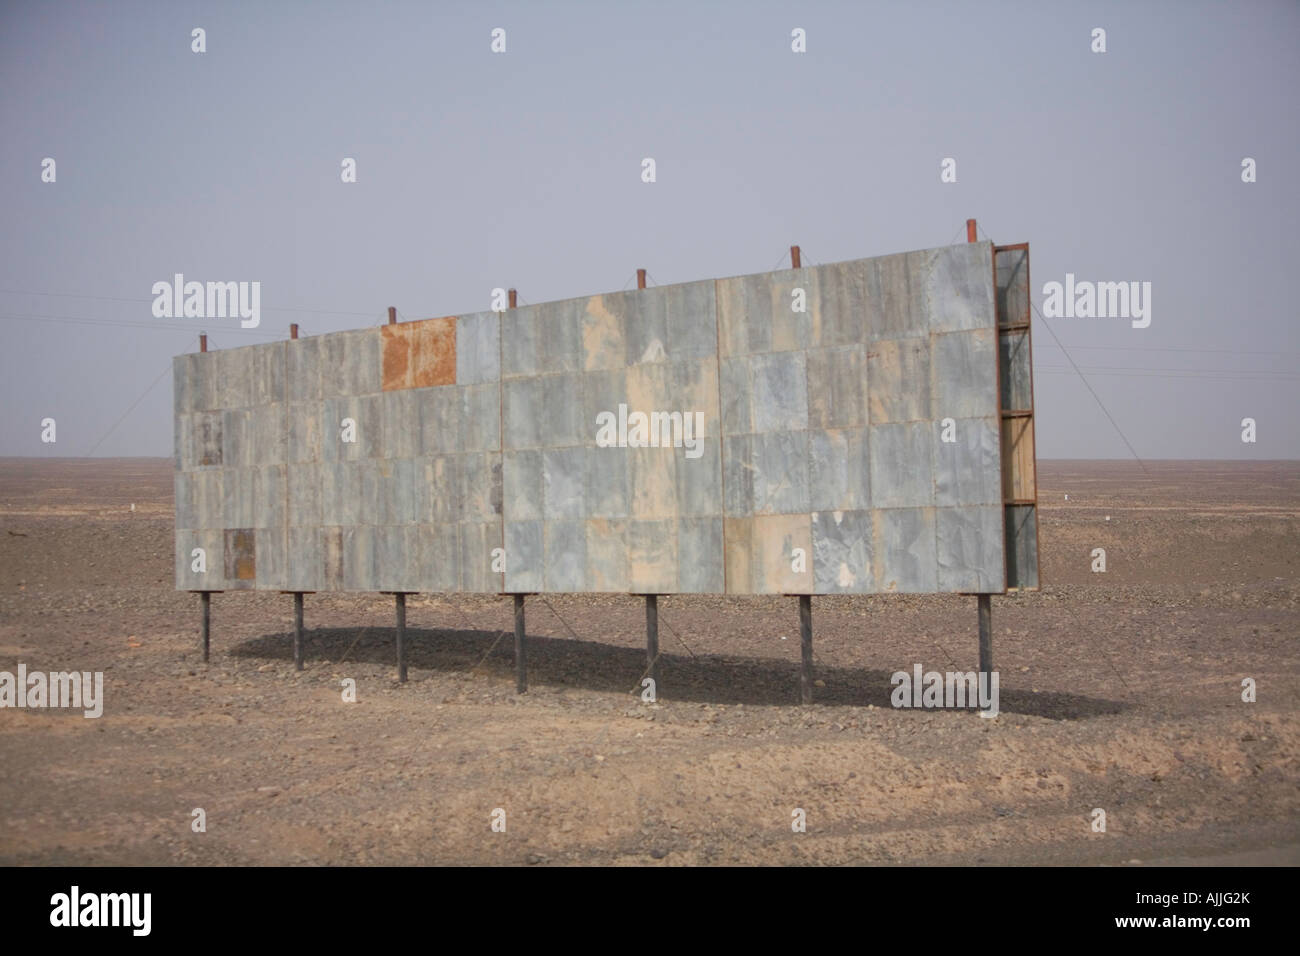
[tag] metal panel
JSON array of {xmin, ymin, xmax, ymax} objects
[
  {"xmin": 342, "ymin": 526, "xmax": 375, "ymax": 591},
  {"xmin": 586, "ymin": 445, "xmax": 630, "ymax": 518},
  {"xmin": 374, "ymin": 525, "xmax": 419, "ymax": 592},
  {"xmin": 663, "ymin": 280, "xmax": 719, "ymax": 361},
  {"xmin": 196, "ymin": 412, "xmax": 223, "ymax": 467},
  {"xmin": 173, "ymin": 409, "xmax": 188, "ymax": 472},
  {"xmin": 723, "ymin": 432, "xmax": 810, "ymax": 516},
  {"xmin": 543, "ymin": 446, "xmax": 585, "ymax": 519},
  {"xmin": 418, "ymin": 385, "xmax": 463, "ymax": 454},
  {"xmin": 355, "ymin": 394, "xmax": 385, "ymax": 459},
  {"xmin": 501, "ymin": 306, "xmax": 541, "ymax": 378},
  {"xmin": 286, "ymin": 402, "xmax": 321, "ymax": 463},
  {"xmin": 381, "ymin": 317, "xmax": 457, "ymax": 391},
  {"xmin": 578, "ymin": 294, "xmax": 624, "ymax": 372},
  {"xmin": 586, "ymin": 518, "xmax": 629, "ymax": 591},
  {"xmin": 456, "ymin": 311, "xmax": 501, "ymax": 385},
  {"xmin": 542, "ymin": 372, "xmax": 585, "ymax": 447},
  {"xmin": 873, "ymin": 507, "xmax": 938, "ymax": 593},
  {"xmin": 926, "ymin": 241, "xmax": 996, "ymax": 333},
  {"xmin": 868, "ymin": 250, "xmax": 928, "ymax": 342},
  {"xmin": 677, "ymin": 516, "xmax": 724, "ymax": 593},
  {"xmin": 811, "ymin": 509, "xmax": 874, "ymax": 593},
  {"xmin": 248, "ymin": 403, "xmax": 286, "ymax": 465},
  {"xmin": 215, "ymin": 347, "xmax": 252, "ymax": 410},
  {"xmin": 723, "ymin": 517, "xmax": 755, "ymax": 594},
  {"xmin": 286, "ymin": 526, "xmax": 322, "ymax": 591},
  {"xmin": 173, "ymin": 354, "xmax": 202, "ymax": 414},
  {"xmin": 622, "ymin": 288, "xmax": 669, "ymax": 366},
  {"xmin": 221, "ymin": 468, "xmax": 257, "ymax": 528},
  {"xmin": 321, "ymin": 527, "xmax": 344, "ymax": 589},
  {"xmin": 221, "ymin": 409, "xmax": 249, "ymax": 469},
  {"xmin": 223, "ymin": 528, "xmax": 257, "ymax": 584},
  {"xmin": 813, "ymin": 260, "xmax": 870, "ymax": 349},
  {"xmin": 627, "ymin": 518, "xmax": 677, "ymax": 594},
  {"xmin": 181, "ymin": 470, "xmax": 222, "ymax": 529},
  {"xmin": 286, "ymin": 463, "xmax": 320, "ymax": 526},
  {"xmin": 176, "ymin": 528, "xmax": 224, "ymax": 590},
  {"xmin": 286, "ymin": 335, "xmax": 322, "ymax": 403},
  {"xmin": 381, "ymin": 391, "xmax": 418, "ymax": 459},
  {"xmin": 252, "ymin": 342, "xmax": 286, "ymax": 407},
  {"xmin": 536, "ymin": 299, "xmax": 584, "ymax": 373},
  {"xmin": 253, "ymin": 465, "xmax": 286, "ymax": 530},
  {"xmin": 670, "ymin": 358, "xmax": 719, "ymax": 434},
  {"xmin": 175, "ymin": 528, "xmax": 201, "ymax": 589},
  {"xmin": 420, "ymin": 521, "xmax": 461, "ymax": 592},
  {"xmin": 628, "ymin": 443, "xmax": 677, "ymax": 518},
  {"xmin": 504, "ymin": 450, "xmax": 543, "ymax": 521},
  {"xmin": 468, "ymin": 520, "xmax": 506, "ymax": 594},
  {"xmin": 717, "ymin": 268, "xmax": 810, "ymax": 357},
  {"xmin": 751, "ymin": 352, "xmax": 808, "ymax": 433},
  {"xmin": 503, "ymin": 378, "xmax": 545, "ymax": 450},
  {"xmin": 868, "ymin": 338, "xmax": 931, "ymax": 424},
  {"xmin": 718, "ymin": 357, "xmax": 753, "ymax": 435},
  {"xmin": 936, "ymin": 505, "xmax": 1005, "ymax": 592},
  {"xmin": 371, "ymin": 458, "xmax": 417, "ymax": 526},
  {"xmin": 174, "ymin": 472, "xmax": 201, "ymax": 530},
  {"xmin": 1004, "ymin": 504, "xmax": 1039, "ymax": 589},
  {"xmin": 544, "ymin": 519, "xmax": 586, "ymax": 591},
  {"xmin": 868, "ymin": 423, "xmax": 933, "ymax": 509},
  {"xmin": 995, "ymin": 246, "xmax": 1031, "ymax": 328},
  {"xmin": 322, "ymin": 329, "xmax": 381, "ymax": 400},
  {"xmin": 932, "ymin": 328, "xmax": 997, "ymax": 421},
  {"xmin": 807, "ymin": 346, "xmax": 868, "ymax": 429},
  {"xmin": 462, "ymin": 452, "xmax": 503, "ymax": 522},
  {"xmin": 461, "ymin": 383, "xmax": 501, "ymax": 451},
  {"xmin": 256, "ymin": 524, "xmax": 288, "ymax": 592},
  {"xmin": 808, "ymin": 427, "xmax": 871, "ymax": 512},
  {"xmin": 999, "ymin": 329, "xmax": 1033, "ymax": 411},
  {"xmin": 504, "ymin": 520, "xmax": 543, "ymax": 592},
  {"xmin": 420, "ymin": 455, "xmax": 459, "ymax": 523},
  {"xmin": 581, "ymin": 366, "xmax": 627, "ymax": 432},
  {"xmin": 675, "ymin": 438, "xmax": 720, "ymax": 515},
  {"xmin": 320, "ymin": 461, "xmax": 363, "ymax": 527},
  {"xmin": 932, "ymin": 416, "xmax": 1001, "ymax": 507},
  {"xmin": 1001, "ymin": 416, "xmax": 1036, "ymax": 501},
  {"xmin": 321, "ymin": 398, "xmax": 355, "ymax": 462},
  {"xmin": 752, "ymin": 513, "xmax": 813, "ymax": 594}
]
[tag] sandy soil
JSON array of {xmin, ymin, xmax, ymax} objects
[{"xmin": 0, "ymin": 458, "xmax": 1296, "ymax": 865}]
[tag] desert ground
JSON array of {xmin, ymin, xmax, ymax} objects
[{"xmin": 0, "ymin": 458, "xmax": 1296, "ymax": 865}]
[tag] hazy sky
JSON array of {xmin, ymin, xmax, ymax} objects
[{"xmin": 2, "ymin": 0, "xmax": 1297, "ymax": 459}]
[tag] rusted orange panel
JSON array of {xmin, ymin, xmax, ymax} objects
[
  {"xmin": 381, "ymin": 317, "xmax": 457, "ymax": 390},
  {"xmin": 224, "ymin": 528, "xmax": 256, "ymax": 581}
]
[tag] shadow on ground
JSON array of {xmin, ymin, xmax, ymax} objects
[{"xmin": 229, "ymin": 626, "xmax": 1126, "ymax": 720}]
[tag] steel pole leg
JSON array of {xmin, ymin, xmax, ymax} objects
[
  {"xmin": 293, "ymin": 592, "xmax": 304, "ymax": 671},
  {"xmin": 514, "ymin": 594, "xmax": 527, "ymax": 694},
  {"xmin": 799, "ymin": 595, "xmax": 813, "ymax": 705},
  {"xmin": 395, "ymin": 593, "xmax": 407, "ymax": 683},
  {"xmin": 200, "ymin": 591, "xmax": 210, "ymax": 663},
  {"xmin": 978, "ymin": 594, "xmax": 993, "ymax": 679},
  {"xmin": 646, "ymin": 595, "xmax": 660, "ymax": 696}
]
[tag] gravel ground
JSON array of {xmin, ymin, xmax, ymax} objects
[{"xmin": 0, "ymin": 458, "xmax": 1296, "ymax": 865}]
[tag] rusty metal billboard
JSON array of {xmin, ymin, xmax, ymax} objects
[{"xmin": 174, "ymin": 239, "xmax": 1038, "ymax": 596}]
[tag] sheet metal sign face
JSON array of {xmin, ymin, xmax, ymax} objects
[{"xmin": 174, "ymin": 240, "xmax": 1038, "ymax": 595}]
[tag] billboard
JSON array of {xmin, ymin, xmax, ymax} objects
[{"xmin": 174, "ymin": 239, "xmax": 1037, "ymax": 596}]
